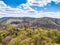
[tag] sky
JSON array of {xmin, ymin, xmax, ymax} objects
[{"xmin": 0, "ymin": 0, "xmax": 60, "ymax": 18}]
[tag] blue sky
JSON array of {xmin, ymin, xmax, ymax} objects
[
  {"xmin": 30, "ymin": 1, "xmax": 60, "ymax": 12},
  {"xmin": 0, "ymin": 0, "xmax": 60, "ymax": 18},
  {"xmin": 3, "ymin": 0, "xmax": 27, "ymax": 7}
]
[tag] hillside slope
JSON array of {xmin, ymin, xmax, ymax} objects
[{"xmin": 0, "ymin": 17, "xmax": 60, "ymax": 29}]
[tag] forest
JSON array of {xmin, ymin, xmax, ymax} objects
[{"xmin": 0, "ymin": 17, "xmax": 60, "ymax": 45}]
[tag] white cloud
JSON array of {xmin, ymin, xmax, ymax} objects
[
  {"xmin": 38, "ymin": 12, "xmax": 60, "ymax": 18},
  {"xmin": 0, "ymin": 1, "xmax": 38, "ymax": 17},
  {"xmin": 52, "ymin": 0, "xmax": 60, "ymax": 2},
  {"xmin": 0, "ymin": 0, "xmax": 60, "ymax": 18},
  {"xmin": 27, "ymin": 0, "xmax": 60, "ymax": 6}
]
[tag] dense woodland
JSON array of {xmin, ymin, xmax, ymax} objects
[
  {"xmin": 0, "ymin": 17, "xmax": 60, "ymax": 45},
  {"xmin": 0, "ymin": 25, "xmax": 60, "ymax": 45}
]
